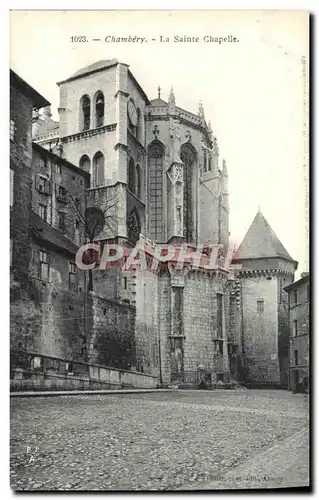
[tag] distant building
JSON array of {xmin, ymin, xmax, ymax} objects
[{"xmin": 284, "ymin": 273, "xmax": 309, "ymax": 393}]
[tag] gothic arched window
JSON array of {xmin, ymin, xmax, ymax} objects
[
  {"xmin": 127, "ymin": 208, "xmax": 141, "ymax": 246},
  {"xmin": 203, "ymin": 151, "xmax": 207, "ymax": 172},
  {"xmin": 79, "ymin": 154, "xmax": 91, "ymax": 173},
  {"xmin": 92, "ymin": 152, "xmax": 105, "ymax": 187},
  {"xmin": 136, "ymin": 164, "xmax": 142, "ymax": 199},
  {"xmin": 136, "ymin": 108, "xmax": 142, "ymax": 142},
  {"xmin": 80, "ymin": 95, "xmax": 90, "ymax": 131},
  {"xmin": 148, "ymin": 141, "xmax": 164, "ymax": 241},
  {"xmin": 180, "ymin": 144, "xmax": 196, "ymax": 243},
  {"xmin": 95, "ymin": 92, "xmax": 104, "ymax": 128},
  {"xmin": 128, "ymin": 157, "xmax": 135, "ymax": 194}
]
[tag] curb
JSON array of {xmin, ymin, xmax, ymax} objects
[{"xmin": 10, "ymin": 389, "xmax": 175, "ymax": 398}]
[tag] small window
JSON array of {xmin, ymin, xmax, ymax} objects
[
  {"xmin": 58, "ymin": 186, "xmax": 66, "ymax": 198},
  {"xmin": 10, "ymin": 169, "xmax": 14, "ymax": 207},
  {"xmin": 39, "ymin": 250, "xmax": 49, "ymax": 281},
  {"xmin": 123, "ymin": 277, "xmax": 127, "ymax": 290},
  {"xmin": 10, "ymin": 120, "xmax": 15, "ymax": 141},
  {"xmin": 294, "ymin": 289, "xmax": 298, "ymax": 304},
  {"xmin": 56, "ymin": 164, "xmax": 62, "ymax": 177},
  {"xmin": 69, "ymin": 261, "xmax": 77, "ymax": 289},
  {"xmin": 39, "ymin": 203, "xmax": 47, "ymax": 221},
  {"xmin": 257, "ymin": 299, "xmax": 264, "ymax": 314},
  {"xmin": 294, "ymin": 349, "xmax": 298, "ymax": 366},
  {"xmin": 293, "ymin": 320, "xmax": 298, "ymax": 337},
  {"xmin": 36, "ymin": 175, "xmax": 51, "ymax": 195},
  {"xmin": 58, "ymin": 211, "xmax": 66, "ymax": 231}
]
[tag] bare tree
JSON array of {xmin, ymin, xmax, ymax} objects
[
  {"xmin": 64, "ymin": 187, "xmax": 121, "ymax": 291},
  {"xmin": 59, "ymin": 186, "xmax": 122, "ymax": 362}
]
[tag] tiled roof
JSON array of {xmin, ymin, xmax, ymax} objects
[
  {"xmin": 236, "ymin": 211, "xmax": 294, "ymax": 261},
  {"xmin": 149, "ymin": 98, "xmax": 168, "ymax": 106},
  {"xmin": 70, "ymin": 59, "xmax": 119, "ymax": 79},
  {"xmin": 34, "ymin": 117, "xmax": 59, "ymax": 138}
]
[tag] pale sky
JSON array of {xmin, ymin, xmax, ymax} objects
[{"xmin": 10, "ymin": 10, "xmax": 309, "ymax": 275}]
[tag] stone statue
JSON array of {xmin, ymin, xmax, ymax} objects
[{"xmin": 170, "ymin": 119, "xmax": 182, "ymax": 163}]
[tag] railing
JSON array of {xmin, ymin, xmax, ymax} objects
[
  {"xmin": 10, "ymin": 349, "xmax": 155, "ymax": 379},
  {"xmin": 10, "ymin": 349, "xmax": 89, "ymax": 378}
]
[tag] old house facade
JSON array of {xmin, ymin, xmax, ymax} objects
[{"xmin": 284, "ymin": 273, "xmax": 309, "ymax": 392}]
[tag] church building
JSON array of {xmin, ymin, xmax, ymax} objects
[{"xmin": 30, "ymin": 59, "xmax": 297, "ymax": 387}]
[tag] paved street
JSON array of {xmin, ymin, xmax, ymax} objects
[{"xmin": 10, "ymin": 390, "xmax": 309, "ymax": 491}]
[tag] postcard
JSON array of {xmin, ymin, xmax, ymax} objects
[{"xmin": 10, "ymin": 10, "xmax": 309, "ymax": 492}]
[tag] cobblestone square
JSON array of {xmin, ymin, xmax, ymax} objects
[{"xmin": 10, "ymin": 390, "xmax": 309, "ymax": 491}]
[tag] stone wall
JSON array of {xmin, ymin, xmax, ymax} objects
[
  {"xmin": 10, "ymin": 83, "xmax": 33, "ymax": 285},
  {"xmin": 10, "ymin": 239, "xmax": 86, "ymax": 359},
  {"xmin": 241, "ymin": 274, "xmax": 280, "ymax": 385},
  {"xmin": 88, "ymin": 292, "xmax": 136, "ymax": 370},
  {"xmin": 11, "ymin": 362, "xmax": 157, "ymax": 392},
  {"xmin": 134, "ymin": 269, "xmax": 161, "ymax": 376}
]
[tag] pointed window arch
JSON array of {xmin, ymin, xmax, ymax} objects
[
  {"xmin": 136, "ymin": 108, "xmax": 142, "ymax": 142},
  {"xmin": 92, "ymin": 151, "xmax": 105, "ymax": 187},
  {"xmin": 148, "ymin": 141, "xmax": 164, "ymax": 241},
  {"xmin": 80, "ymin": 95, "xmax": 90, "ymax": 131},
  {"xmin": 180, "ymin": 143, "xmax": 197, "ymax": 243},
  {"xmin": 203, "ymin": 150, "xmax": 207, "ymax": 172},
  {"xmin": 127, "ymin": 208, "xmax": 141, "ymax": 246},
  {"xmin": 136, "ymin": 164, "xmax": 142, "ymax": 199},
  {"xmin": 128, "ymin": 157, "xmax": 136, "ymax": 194},
  {"xmin": 95, "ymin": 91, "xmax": 104, "ymax": 128},
  {"xmin": 79, "ymin": 154, "xmax": 91, "ymax": 173}
]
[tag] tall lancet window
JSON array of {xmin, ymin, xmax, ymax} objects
[
  {"xmin": 203, "ymin": 151, "xmax": 207, "ymax": 172},
  {"xmin": 136, "ymin": 164, "xmax": 142, "ymax": 199},
  {"xmin": 92, "ymin": 152, "xmax": 105, "ymax": 187},
  {"xmin": 80, "ymin": 95, "xmax": 91, "ymax": 131},
  {"xmin": 148, "ymin": 141, "xmax": 164, "ymax": 241},
  {"xmin": 95, "ymin": 92, "xmax": 104, "ymax": 127},
  {"xmin": 180, "ymin": 144, "xmax": 196, "ymax": 243},
  {"xmin": 128, "ymin": 157, "xmax": 136, "ymax": 194},
  {"xmin": 136, "ymin": 108, "xmax": 142, "ymax": 142}
]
